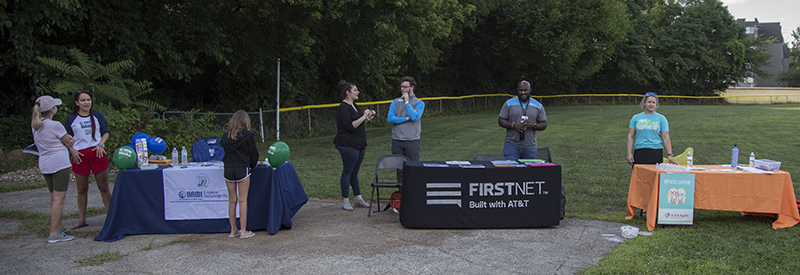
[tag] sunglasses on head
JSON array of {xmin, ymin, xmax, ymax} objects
[{"xmin": 645, "ymin": 92, "xmax": 657, "ymax": 97}]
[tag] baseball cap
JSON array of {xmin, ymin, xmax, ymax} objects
[{"xmin": 36, "ymin": 95, "xmax": 63, "ymax": 111}]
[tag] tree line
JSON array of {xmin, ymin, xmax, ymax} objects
[
  {"xmin": 1, "ymin": 0, "xmax": 778, "ymax": 118},
  {"xmin": 777, "ymin": 27, "xmax": 800, "ymax": 86}
]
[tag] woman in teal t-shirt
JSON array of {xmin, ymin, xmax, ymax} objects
[{"xmin": 626, "ymin": 93, "xmax": 676, "ymax": 166}]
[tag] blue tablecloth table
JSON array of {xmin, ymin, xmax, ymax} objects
[{"xmin": 95, "ymin": 162, "xmax": 307, "ymax": 242}]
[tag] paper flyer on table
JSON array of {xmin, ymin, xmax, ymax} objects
[
  {"xmin": 163, "ymin": 166, "xmax": 233, "ymax": 220},
  {"xmin": 135, "ymin": 138, "xmax": 149, "ymax": 165}
]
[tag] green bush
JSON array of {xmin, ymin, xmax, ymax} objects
[
  {"xmin": 0, "ymin": 107, "xmax": 222, "ymax": 173},
  {"xmin": 101, "ymin": 106, "xmax": 146, "ymax": 152},
  {"xmin": 0, "ymin": 149, "xmax": 38, "ymax": 174},
  {"xmin": 0, "ymin": 115, "xmax": 34, "ymax": 153},
  {"xmin": 146, "ymin": 111, "xmax": 224, "ymax": 161},
  {"xmin": 103, "ymin": 109, "xmax": 223, "ymax": 162}
]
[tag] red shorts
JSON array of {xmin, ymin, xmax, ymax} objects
[{"xmin": 72, "ymin": 147, "xmax": 110, "ymax": 175}]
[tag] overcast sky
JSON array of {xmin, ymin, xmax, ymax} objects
[{"xmin": 720, "ymin": 0, "xmax": 799, "ymax": 44}]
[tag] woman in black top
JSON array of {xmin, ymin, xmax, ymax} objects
[
  {"xmin": 334, "ymin": 80, "xmax": 376, "ymax": 211},
  {"xmin": 220, "ymin": 110, "xmax": 259, "ymax": 238}
]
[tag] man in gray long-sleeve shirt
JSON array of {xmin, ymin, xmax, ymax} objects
[
  {"xmin": 387, "ymin": 76, "xmax": 425, "ymax": 162},
  {"xmin": 387, "ymin": 76, "xmax": 425, "ymax": 186}
]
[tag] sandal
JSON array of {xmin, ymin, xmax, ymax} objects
[
  {"xmin": 240, "ymin": 231, "xmax": 255, "ymax": 239},
  {"xmin": 228, "ymin": 230, "xmax": 240, "ymax": 238},
  {"xmin": 70, "ymin": 220, "xmax": 88, "ymax": 229}
]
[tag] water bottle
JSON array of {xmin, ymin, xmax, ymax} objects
[
  {"xmin": 749, "ymin": 152, "xmax": 755, "ymax": 168},
  {"xmin": 171, "ymin": 147, "xmax": 179, "ymax": 166},
  {"xmin": 686, "ymin": 151, "xmax": 693, "ymax": 168},
  {"xmin": 519, "ymin": 116, "xmax": 528, "ymax": 141},
  {"xmin": 731, "ymin": 144, "xmax": 739, "ymax": 169},
  {"xmin": 181, "ymin": 146, "xmax": 188, "ymax": 165}
]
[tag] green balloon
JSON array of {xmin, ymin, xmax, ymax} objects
[
  {"xmin": 113, "ymin": 146, "xmax": 137, "ymax": 170},
  {"xmin": 267, "ymin": 141, "xmax": 290, "ymax": 167}
]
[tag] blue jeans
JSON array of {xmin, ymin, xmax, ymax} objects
[
  {"xmin": 503, "ymin": 141, "xmax": 537, "ymax": 160},
  {"xmin": 336, "ymin": 146, "xmax": 365, "ymax": 198}
]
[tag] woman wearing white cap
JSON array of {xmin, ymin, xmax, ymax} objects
[{"xmin": 31, "ymin": 95, "xmax": 76, "ymax": 243}]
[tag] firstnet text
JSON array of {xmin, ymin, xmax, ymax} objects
[{"xmin": 468, "ymin": 182, "xmax": 544, "ymax": 197}]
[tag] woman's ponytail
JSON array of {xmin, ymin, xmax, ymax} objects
[{"xmin": 31, "ymin": 104, "xmax": 44, "ymax": 131}]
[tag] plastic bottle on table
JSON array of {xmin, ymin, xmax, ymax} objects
[
  {"xmin": 181, "ymin": 146, "xmax": 188, "ymax": 165},
  {"xmin": 686, "ymin": 151, "xmax": 693, "ymax": 168},
  {"xmin": 731, "ymin": 144, "xmax": 739, "ymax": 169},
  {"xmin": 171, "ymin": 147, "xmax": 179, "ymax": 166},
  {"xmin": 749, "ymin": 152, "xmax": 755, "ymax": 168}
]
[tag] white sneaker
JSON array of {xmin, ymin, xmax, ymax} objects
[{"xmin": 391, "ymin": 207, "xmax": 399, "ymax": 214}]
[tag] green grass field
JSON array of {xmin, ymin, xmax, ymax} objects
[
  {"xmin": 278, "ymin": 103, "xmax": 800, "ymax": 274},
  {"xmin": 2, "ymin": 103, "xmax": 797, "ymax": 272}
]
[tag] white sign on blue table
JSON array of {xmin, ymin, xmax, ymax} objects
[
  {"xmin": 657, "ymin": 173, "xmax": 695, "ymax": 226},
  {"xmin": 163, "ymin": 166, "xmax": 232, "ymax": 220}
]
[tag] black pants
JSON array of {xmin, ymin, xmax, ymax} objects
[
  {"xmin": 633, "ymin": 148, "xmax": 663, "ymax": 166},
  {"xmin": 392, "ymin": 139, "xmax": 420, "ymax": 183}
]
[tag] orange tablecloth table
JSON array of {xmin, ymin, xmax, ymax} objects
[{"xmin": 626, "ymin": 165, "xmax": 800, "ymax": 231}]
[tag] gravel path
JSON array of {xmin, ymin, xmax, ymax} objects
[{"xmin": 0, "ymin": 167, "xmax": 119, "ymax": 183}]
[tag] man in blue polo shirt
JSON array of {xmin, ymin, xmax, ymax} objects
[{"xmin": 498, "ymin": 80, "xmax": 547, "ymax": 160}]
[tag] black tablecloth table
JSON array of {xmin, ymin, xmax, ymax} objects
[
  {"xmin": 400, "ymin": 161, "xmax": 561, "ymax": 229},
  {"xmin": 95, "ymin": 162, "xmax": 307, "ymax": 242}
]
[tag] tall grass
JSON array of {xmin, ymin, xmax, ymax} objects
[{"xmin": 274, "ymin": 103, "xmax": 800, "ymax": 273}]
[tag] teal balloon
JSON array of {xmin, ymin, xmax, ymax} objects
[
  {"xmin": 113, "ymin": 146, "xmax": 137, "ymax": 169},
  {"xmin": 267, "ymin": 141, "xmax": 290, "ymax": 167}
]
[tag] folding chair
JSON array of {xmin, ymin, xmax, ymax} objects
[
  {"xmin": 368, "ymin": 154, "xmax": 409, "ymax": 217},
  {"xmin": 539, "ymin": 146, "xmax": 563, "ymax": 220},
  {"xmin": 537, "ymin": 147, "xmax": 552, "ymax": 163},
  {"xmin": 472, "ymin": 154, "xmax": 507, "ymax": 161},
  {"xmin": 663, "ymin": 147, "xmax": 693, "ymax": 165}
]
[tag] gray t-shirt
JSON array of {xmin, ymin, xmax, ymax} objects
[{"xmin": 499, "ymin": 97, "xmax": 546, "ymax": 148}]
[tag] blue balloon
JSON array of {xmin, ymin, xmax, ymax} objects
[
  {"xmin": 147, "ymin": 136, "xmax": 167, "ymax": 154},
  {"xmin": 130, "ymin": 132, "xmax": 150, "ymax": 147}
]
